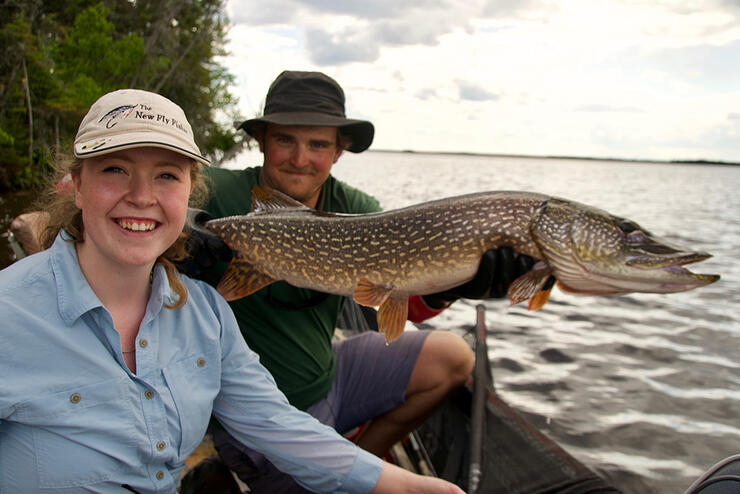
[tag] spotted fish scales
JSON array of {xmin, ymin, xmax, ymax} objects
[{"xmin": 205, "ymin": 186, "xmax": 719, "ymax": 341}]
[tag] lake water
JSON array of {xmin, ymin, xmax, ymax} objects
[
  {"xmin": 330, "ymin": 151, "xmax": 740, "ymax": 494},
  {"xmin": 1, "ymin": 151, "xmax": 738, "ymax": 493}
]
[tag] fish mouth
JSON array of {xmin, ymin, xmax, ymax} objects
[
  {"xmin": 659, "ymin": 264, "xmax": 720, "ymax": 286},
  {"xmin": 625, "ymin": 251, "xmax": 720, "ymax": 288},
  {"xmin": 625, "ymin": 248, "xmax": 712, "ymax": 268},
  {"xmin": 555, "ymin": 250, "xmax": 720, "ymax": 296}
]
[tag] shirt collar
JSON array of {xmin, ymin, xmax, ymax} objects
[
  {"xmin": 147, "ymin": 263, "xmax": 178, "ymax": 319},
  {"xmin": 50, "ymin": 231, "xmax": 177, "ymax": 325},
  {"xmin": 51, "ymin": 231, "xmax": 102, "ymax": 325}
]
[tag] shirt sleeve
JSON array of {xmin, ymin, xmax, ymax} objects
[
  {"xmin": 209, "ymin": 294, "xmax": 382, "ymax": 494},
  {"xmin": 407, "ymin": 294, "xmax": 448, "ymax": 322}
]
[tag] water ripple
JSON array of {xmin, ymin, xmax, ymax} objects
[
  {"xmin": 598, "ymin": 411, "xmax": 740, "ymax": 438},
  {"xmin": 567, "ymin": 448, "xmax": 705, "ymax": 481}
]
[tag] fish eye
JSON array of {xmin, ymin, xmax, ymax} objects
[{"xmin": 618, "ymin": 220, "xmax": 639, "ymax": 234}]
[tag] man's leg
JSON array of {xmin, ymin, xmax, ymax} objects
[{"xmin": 354, "ymin": 331, "xmax": 474, "ymax": 457}]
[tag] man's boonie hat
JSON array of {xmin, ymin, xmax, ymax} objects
[
  {"xmin": 238, "ymin": 71, "xmax": 374, "ymax": 153},
  {"xmin": 74, "ymin": 89, "xmax": 210, "ymax": 166}
]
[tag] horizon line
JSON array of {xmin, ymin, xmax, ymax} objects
[{"xmin": 366, "ymin": 149, "xmax": 740, "ymax": 167}]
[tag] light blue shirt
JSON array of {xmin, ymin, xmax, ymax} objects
[{"xmin": 0, "ymin": 233, "xmax": 382, "ymax": 494}]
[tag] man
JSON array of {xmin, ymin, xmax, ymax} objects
[{"xmin": 185, "ymin": 70, "xmax": 532, "ymax": 492}]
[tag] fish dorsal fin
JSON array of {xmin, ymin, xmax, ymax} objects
[
  {"xmin": 251, "ymin": 185, "xmax": 310, "ymax": 212},
  {"xmin": 377, "ymin": 296, "xmax": 409, "ymax": 343},
  {"xmin": 508, "ymin": 261, "xmax": 554, "ymax": 309},
  {"xmin": 353, "ymin": 278, "xmax": 394, "ymax": 307},
  {"xmin": 216, "ymin": 252, "xmax": 276, "ymax": 301}
]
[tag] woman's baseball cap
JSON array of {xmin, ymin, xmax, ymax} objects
[
  {"xmin": 73, "ymin": 89, "xmax": 210, "ymax": 166},
  {"xmin": 238, "ymin": 71, "xmax": 374, "ymax": 153}
]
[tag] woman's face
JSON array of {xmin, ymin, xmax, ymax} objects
[{"xmin": 73, "ymin": 147, "xmax": 193, "ymax": 273}]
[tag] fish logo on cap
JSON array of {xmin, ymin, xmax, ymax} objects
[{"xmin": 98, "ymin": 105, "xmax": 137, "ymax": 129}]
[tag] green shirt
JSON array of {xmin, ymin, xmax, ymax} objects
[{"xmin": 201, "ymin": 166, "xmax": 382, "ymax": 410}]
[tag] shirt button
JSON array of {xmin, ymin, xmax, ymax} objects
[
  {"xmin": 196, "ymin": 358, "xmax": 206, "ymax": 367},
  {"xmin": 155, "ymin": 471, "xmax": 164, "ymax": 480},
  {"xmin": 156, "ymin": 441, "xmax": 166, "ymax": 451},
  {"xmin": 145, "ymin": 390, "xmax": 154, "ymax": 400},
  {"xmin": 69, "ymin": 393, "xmax": 81, "ymax": 404},
  {"xmin": 139, "ymin": 339, "xmax": 148, "ymax": 349}
]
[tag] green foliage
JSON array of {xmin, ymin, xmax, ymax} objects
[
  {"xmin": 0, "ymin": 0, "xmax": 238, "ymax": 190},
  {"xmin": 0, "ymin": 128, "xmax": 15, "ymax": 147}
]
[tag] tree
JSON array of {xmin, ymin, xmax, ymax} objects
[{"xmin": 0, "ymin": 0, "xmax": 238, "ymax": 190}]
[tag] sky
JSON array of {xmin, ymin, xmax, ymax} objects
[{"xmin": 221, "ymin": 0, "xmax": 740, "ymax": 163}]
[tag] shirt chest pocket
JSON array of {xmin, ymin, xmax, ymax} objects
[
  {"xmin": 16, "ymin": 378, "xmax": 137, "ymax": 489},
  {"xmin": 163, "ymin": 350, "xmax": 221, "ymax": 459}
]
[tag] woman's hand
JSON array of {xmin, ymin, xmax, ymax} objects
[
  {"xmin": 10, "ymin": 212, "xmax": 50, "ymax": 255},
  {"xmin": 372, "ymin": 462, "xmax": 466, "ymax": 494}
]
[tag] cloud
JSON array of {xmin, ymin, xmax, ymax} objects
[
  {"xmin": 719, "ymin": 0, "xmax": 740, "ymax": 12},
  {"xmin": 645, "ymin": 40, "xmax": 740, "ymax": 91},
  {"xmin": 228, "ymin": 0, "xmax": 297, "ymax": 24},
  {"xmin": 223, "ymin": 0, "xmax": 740, "ymax": 162},
  {"xmin": 227, "ymin": 0, "xmax": 547, "ymax": 66},
  {"xmin": 481, "ymin": 0, "xmax": 557, "ymax": 19},
  {"xmin": 373, "ymin": 18, "xmax": 458, "ymax": 47},
  {"xmin": 415, "ymin": 88, "xmax": 438, "ymax": 100},
  {"xmin": 229, "ymin": 0, "xmax": 554, "ymax": 26},
  {"xmin": 291, "ymin": 0, "xmax": 446, "ymax": 19},
  {"xmin": 683, "ymin": 114, "xmax": 740, "ymax": 161},
  {"xmin": 456, "ymin": 80, "xmax": 499, "ymax": 102},
  {"xmin": 659, "ymin": 0, "xmax": 740, "ymax": 16},
  {"xmin": 576, "ymin": 104, "xmax": 643, "ymax": 113},
  {"xmin": 305, "ymin": 28, "xmax": 380, "ymax": 65},
  {"xmin": 303, "ymin": 17, "xmax": 457, "ymax": 65}
]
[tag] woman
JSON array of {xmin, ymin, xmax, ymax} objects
[{"xmin": 0, "ymin": 89, "xmax": 464, "ymax": 494}]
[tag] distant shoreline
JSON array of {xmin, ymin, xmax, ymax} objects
[{"xmin": 367, "ymin": 149, "xmax": 740, "ymax": 167}]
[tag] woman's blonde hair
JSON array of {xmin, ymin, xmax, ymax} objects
[{"xmin": 36, "ymin": 152, "xmax": 209, "ymax": 309}]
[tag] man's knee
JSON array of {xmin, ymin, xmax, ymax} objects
[
  {"xmin": 412, "ymin": 331, "xmax": 474, "ymax": 391},
  {"xmin": 434, "ymin": 331, "xmax": 474, "ymax": 384}
]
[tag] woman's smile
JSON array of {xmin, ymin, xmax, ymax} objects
[{"xmin": 116, "ymin": 218, "xmax": 160, "ymax": 232}]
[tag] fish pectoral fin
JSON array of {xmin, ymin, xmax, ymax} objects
[
  {"xmin": 216, "ymin": 253, "xmax": 276, "ymax": 301},
  {"xmin": 377, "ymin": 296, "xmax": 409, "ymax": 343},
  {"xmin": 527, "ymin": 285, "xmax": 554, "ymax": 310},
  {"xmin": 353, "ymin": 279, "xmax": 394, "ymax": 307},
  {"xmin": 507, "ymin": 261, "xmax": 555, "ymax": 309}
]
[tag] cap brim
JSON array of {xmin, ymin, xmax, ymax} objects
[
  {"xmin": 239, "ymin": 112, "xmax": 374, "ymax": 153},
  {"xmin": 74, "ymin": 131, "xmax": 210, "ymax": 167}
]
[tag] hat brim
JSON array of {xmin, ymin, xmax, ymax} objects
[
  {"xmin": 239, "ymin": 112, "xmax": 374, "ymax": 153},
  {"xmin": 74, "ymin": 132, "xmax": 210, "ymax": 167}
]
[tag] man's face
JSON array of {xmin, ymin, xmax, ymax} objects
[{"xmin": 259, "ymin": 124, "xmax": 343, "ymax": 208}]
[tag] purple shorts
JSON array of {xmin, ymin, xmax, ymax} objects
[{"xmin": 213, "ymin": 329, "xmax": 430, "ymax": 493}]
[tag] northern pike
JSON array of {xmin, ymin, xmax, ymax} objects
[{"xmin": 205, "ymin": 186, "xmax": 719, "ymax": 341}]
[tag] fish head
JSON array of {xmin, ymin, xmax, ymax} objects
[{"xmin": 530, "ymin": 198, "xmax": 720, "ymax": 295}]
